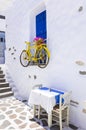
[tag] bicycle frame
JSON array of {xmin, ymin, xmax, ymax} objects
[
  {"xmin": 20, "ymin": 40, "xmax": 50, "ymax": 68},
  {"xmin": 25, "ymin": 41, "xmax": 50, "ymax": 62}
]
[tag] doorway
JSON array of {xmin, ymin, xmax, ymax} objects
[{"xmin": 0, "ymin": 31, "xmax": 5, "ymax": 64}]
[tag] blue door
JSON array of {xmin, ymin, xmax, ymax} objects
[
  {"xmin": 0, "ymin": 32, "xmax": 5, "ymax": 64},
  {"xmin": 36, "ymin": 10, "xmax": 47, "ymax": 40}
]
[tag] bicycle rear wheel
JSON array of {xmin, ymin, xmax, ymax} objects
[
  {"xmin": 20, "ymin": 50, "xmax": 30, "ymax": 67},
  {"xmin": 37, "ymin": 48, "xmax": 49, "ymax": 68}
]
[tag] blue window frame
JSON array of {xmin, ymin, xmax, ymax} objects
[{"xmin": 36, "ymin": 10, "xmax": 47, "ymax": 40}]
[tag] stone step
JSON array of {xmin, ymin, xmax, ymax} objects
[
  {"xmin": 0, "ymin": 91, "xmax": 13, "ymax": 98},
  {"xmin": 0, "ymin": 82, "xmax": 9, "ymax": 88},
  {"xmin": 0, "ymin": 87, "xmax": 12, "ymax": 93},
  {"xmin": 0, "ymin": 70, "xmax": 3, "ymax": 74},
  {"xmin": 0, "ymin": 74, "xmax": 5, "ymax": 78},
  {"xmin": 0, "ymin": 78, "xmax": 6, "ymax": 83}
]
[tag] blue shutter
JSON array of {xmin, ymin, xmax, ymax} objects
[{"xmin": 36, "ymin": 10, "xmax": 47, "ymax": 40}]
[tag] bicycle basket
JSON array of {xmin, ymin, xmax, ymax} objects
[{"xmin": 33, "ymin": 37, "xmax": 44, "ymax": 45}]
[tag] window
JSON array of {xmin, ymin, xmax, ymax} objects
[
  {"xmin": 0, "ymin": 38, "xmax": 3, "ymax": 42},
  {"xmin": 36, "ymin": 10, "xmax": 47, "ymax": 40},
  {"xmin": 0, "ymin": 15, "xmax": 5, "ymax": 19}
]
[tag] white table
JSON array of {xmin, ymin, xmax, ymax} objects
[{"xmin": 28, "ymin": 88, "xmax": 61, "ymax": 127}]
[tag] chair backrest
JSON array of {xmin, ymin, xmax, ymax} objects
[
  {"xmin": 32, "ymin": 84, "xmax": 42, "ymax": 89},
  {"xmin": 59, "ymin": 91, "xmax": 72, "ymax": 109}
]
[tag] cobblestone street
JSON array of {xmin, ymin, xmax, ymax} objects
[{"xmin": 0, "ymin": 97, "xmax": 73, "ymax": 130}]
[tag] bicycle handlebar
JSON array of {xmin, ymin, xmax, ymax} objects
[
  {"xmin": 43, "ymin": 39, "xmax": 47, "ymax": 42},
  {"xmin": 25, "ymin": 39, "xmax": 47, "ymax": 46},
  {"xmin": 25, "ymin": 41, "xmax": 30, "ymax": 44}
]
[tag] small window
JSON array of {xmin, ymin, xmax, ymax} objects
[
  {"xmin": 1, "ymin": 38, "xmax": 3, "ymax": 42},
  {"xmin": 0, "ymin": 15, "xmax": 5, "ymax": 19},
  {"xmin": 0, "ymin": 38, "xmax": 5, "ymax": 42}
]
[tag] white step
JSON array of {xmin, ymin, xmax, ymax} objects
[
  {"xmin": 0, "ymin": 78, "xmax": 5, "ymax": 82},
  {"xmin": 0, "ymin": 87, "xmax": 11, "ymax": 93},
  {"xmin": 0, "ymin": 91, "xmax": 13, "ymax": 98},
  {"xmin": 0, "ymin": 87, "xmax": 11, "ymax": 90},
  {"xmin": 0, "ymin": 82, "xmax": 9, "ymax": 88},
  {"xmin": 0, "ymin": 74, "xmax": 5, "ymax": 78}
]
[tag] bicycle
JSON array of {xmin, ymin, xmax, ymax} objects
[{"xmin": 20, "ymin": 39, "xmax": 50, "ymax": 68}]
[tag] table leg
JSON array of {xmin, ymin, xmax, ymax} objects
[
  {"xmin": 33, "ymin": 104, "xmax": 36, "ymax": 117},
  {"xmin": 48, "ymin": 112, "xmax": 52, "ymax": 127},
  {"xmin": 38, "ymin": 105, "xmax": 41, "ymax": 119}
]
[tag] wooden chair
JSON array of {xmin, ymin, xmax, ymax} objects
[{"xmin": 52, "ymin": 91, "xmax": 71, "ymax": 130}]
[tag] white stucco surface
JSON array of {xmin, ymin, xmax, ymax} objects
[
  {"xmin": 0, "ymin": 19, "xmax": 5, "ymax": 31},
  {"xmin": 4, "ymin": 0, "xmax": 86, "ymax": 129}
]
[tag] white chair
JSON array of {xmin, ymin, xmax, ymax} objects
[
  {"xmin": 52, "ymin": 91, "xmax": 71, "ymax": 130},
  {"xmin": 32, "ymin": 84, "xmax": 42, "ymax": 89}
]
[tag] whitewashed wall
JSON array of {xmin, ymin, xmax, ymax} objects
[
  {"xmin": 46, "ymin": 0, "xmax": 86, "ymax": 129},
  {"xmin": 5, "ymin": 0, "xmax": 86, "ymax": 129},
  {"xmin": 0, "ymin": 19, "xmax": 5, "ymax": 31},
  {"xmin": 0, "ymin": 11, "xmax": 6, "ymax": 31}
]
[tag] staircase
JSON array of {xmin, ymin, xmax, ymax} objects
[{"xmin": 0, "ymin": 67, "xmax": 14, "ymax": 98}]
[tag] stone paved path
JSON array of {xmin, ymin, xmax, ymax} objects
[{"xmin": 0, "ymin": 97, "xmax": 73, "ymax": 130}]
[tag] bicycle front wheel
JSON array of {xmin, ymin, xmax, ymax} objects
[
  {"xmin": 20, "ymin": 50, "xmax": 30, "ymax": 67},
  {"xmin": 37, "ymin": 48, "xmax": 49, "ymax": 68}
]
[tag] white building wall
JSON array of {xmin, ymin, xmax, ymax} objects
[
  {"xmin": 0, "ymin": 10, "xmax": 6, "ymax": 31},
  {"xmin": 0, "ymin": 19, "xmax": 5, "ymax": 31},
  {"xmin": 46, "ymin": 0, "xmax": 86, "ymax": 129},
  {"xmin": 5, "ymin": 0, "xmax": 86, "ymax": 129}
]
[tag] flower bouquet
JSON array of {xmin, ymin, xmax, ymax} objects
[{"xmin": 33, "ymin": 37, "xmax": 44, "ymax": 45}]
